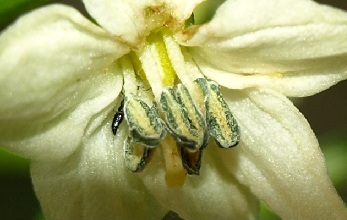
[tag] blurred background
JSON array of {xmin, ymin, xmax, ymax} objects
[{"xmin": 0, "ymin": 0, "xmax": 346, "ymax": 219}]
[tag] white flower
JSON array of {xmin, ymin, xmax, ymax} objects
[{"xmin": 1, "ymin": 0, "xmax": 347, "ymax": 219}]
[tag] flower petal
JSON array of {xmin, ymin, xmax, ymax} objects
[
  {"xmin": 83, "ymin": 0, "xmax": 202, "ymax": 45},
  {"xmin": 0, "ymin": 5, "xmax": 129, "ymax": 160},
  {"xmin": 31, "ymin": 123, "xmax": 167, "ymax": 219},
  {"xmin": 140, "ymin": 146, "xmax": 259, "ymax": 220},
  {"xmin": 183, "ymin": 0, "xmax": 347, "ymax": 96},
  {"xmin": 221, "ymin": 88, "xmax": 347, "ymax": 219},
  {"xmin": 167, "ymin": 0, "xmax": 204, "ymax": 23}
]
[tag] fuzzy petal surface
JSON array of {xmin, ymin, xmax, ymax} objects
[
  {"xmin": 141, "ymin": 145, "xmax": 259, "ymax": 220},
  {"xmin": 31, "ymin": 124, "xmax": 167, "ymax": 219},
  {"xmin": 83, "ymin": 0, "xmax": 202, "ymax": 45},
  {"xmin": 184, "ymin": 0, "xmax": 347, "ymax": 97},
  {"xmin": 221, "ymin": 88, "xmax": 347, "ymax": 219},
  {"xmin": 0, "ymin": 4, "xmax": 129, "ymax": 160}
]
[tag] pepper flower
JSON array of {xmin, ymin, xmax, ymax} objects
[{"xmin": 0, "ymin": 0, "xmax": 347, "ymax": 219}]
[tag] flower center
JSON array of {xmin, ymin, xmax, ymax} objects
[{"xmin": 113, "ymin": 30, "xmax": 240, "ymax": 187}]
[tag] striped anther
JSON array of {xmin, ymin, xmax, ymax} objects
[
  {"xmin": 181, "ymin": 148, "xmax": 203, "ymax": 175},
  {"xmin": 123, "ymin": 137, "xmax": 154, "ymax": 172},
  {"xmin": 207, "ymin": 81, "xmax": 240, "ymax": 148},
  {"xmin": 191, "ymin": 78, "xmax": 209, "ymax": 119},
  {"xmin": 124, "ymin": 96, "xmax": 166, "ymax": 147},
  {"xmin": 160, "ymin": 84, "xmax": 208, "ymax": 151}
]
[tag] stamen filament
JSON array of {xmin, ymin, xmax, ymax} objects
[
  {"xmin": 162, "ymin": 34, "xmax": 204, "ymax": 90},
  {"xmin": 136, "ymin": 31, "xmax": 176, "ymax": 102},
  {"xmin": 137, "ymin": 43, "xmax": 165, "ymax": 101},
  {"xmin": 119, "ymin": 56, "xmax": 138, "ymax": 96},
  {"xmin": 148, "ymin": 32, "xmax": 176, "ymax": 87},
  {"xmin": 128, "ymin": 52, "xmax": 150, "ymax": 87}
]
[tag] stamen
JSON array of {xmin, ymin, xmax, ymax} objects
[
  {"xmin": 114, "ymin": 30, "xmax": 240, "ymax": 184},
  {"xmin": 191, "ymin": 77, "xmax": 209, "ymax": 119},
  {"xmin": 206, "ymin": 81, "xmax": 240, "ymax": 148},
  {"xmin": 181, "ymin": 148, "xmax": 202, "ymax": 175},
  {"xmin": 128, "ymin": 52, "xmax": 150, "ymax": 87},
  {"xmin": 119, "ymin": 56, "xmax": 138, "ymax": 96},
  {"xmin": 193, "ymin": 78, "xmax": 240, "ymax": 148},
  {"xmin": 136, "ymin": 32, "xmax": 176, "ymax": 101},
  {"xmin": 147, "ymin": 32, "xmax": 176, "ymax": 87},
  {"xmin": 123, "ymin": 137, "xmax": 154, "ymax": 172},
  {"xmin": 160, "ymin": 84, "xmax": 208, "ymax": 151},
  {"xmin": 162, "ymin": 34, "xmax": 209, "ymax": 119},
  {"xmin": 162, "ymin": 34, "xmax": 204, "ymax": 90},
  {"xmin": 118, "ymin": 55, "xmax": 168, "ymax": 173},
  {"xmin": 124, "ymin": 96, "xmax": 166, "ymax": 147}
]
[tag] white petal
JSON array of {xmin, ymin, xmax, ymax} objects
[
  {"xmin": 31, "ymin": 123, "xmax": 167, "ymax": 219},
  {"xmin": 0, "ymin": 5, "xmax": 129, "ymax": 160},
  {"xmin": 190, "ymin": 54, "xmax": 347, "ymax": 97},
  {"xmin": 166, "ymin": 0, "xmax": 204, "ymax": 23},
  {"xmin": 221, "ymin": 88, "xmax": 347, "ymax": 219},
  {"xmin": 83, "ymin": 0, "xmax": 165, "ymax": 45},
  {"xmin": 140, "ymin": 146, "xmax": 259, "ymax": 220},
  {"xmin": 183, "ymin": 0, "xmax": 347, "ymax": 96},
  {"xmin": 83, "ymin": 0, "xmax": 202, "ymax": 45}
]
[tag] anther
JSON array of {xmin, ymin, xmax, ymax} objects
[
  {"xmin": 123, "ymin": 137, "xmax": 155, "ymax": 172},
  {"xmin": 160, "ymin": 83, "xmax": 209, "ymax": 151},
  {"xmin": 124, "ymin": 96, "xmax": 166, "ymax": 147},
  {"xmin": 205, "ymin": 80, "xmax": 240, "ymax": 148}
]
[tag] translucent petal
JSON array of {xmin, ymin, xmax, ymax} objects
[
  {"xmin": 221, "ymin": 88, "xmax": 347, "ymax": 219},
  {"xmin": 31, "ymin": 123, "xmax": 167, "ymax": 219},
  {"xmin": 183, "ymin": 0, "xmax": 347, "ymax": 96},
  {"xmin": 0, "ymin": 5, "xmax": 129, "ymax": 160},
  {"xmin": 83, "ymin": 0, "xmax": 202, "ymax": 45},
  {"xmin": 140, "ymin": 145, "xmax": 259, "ymax": 220}
]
